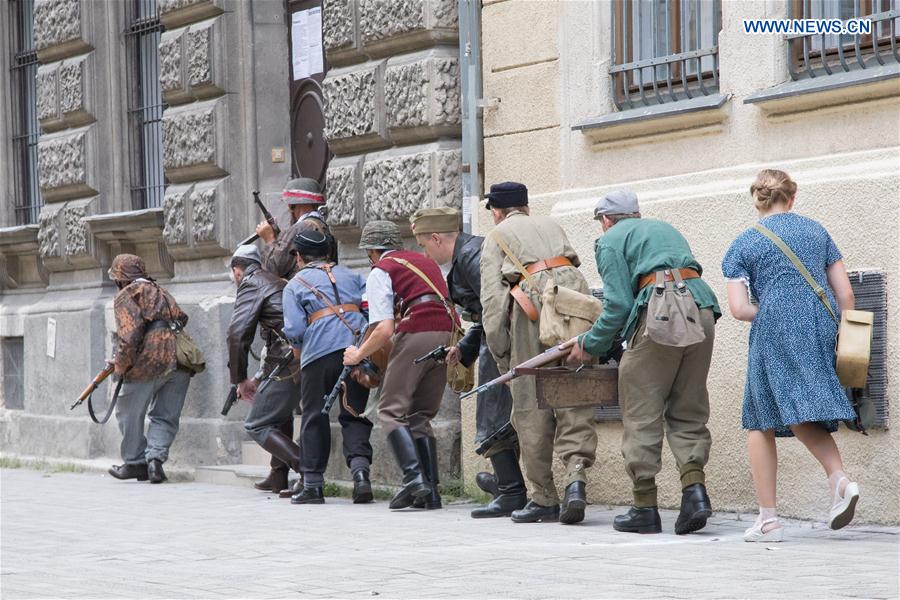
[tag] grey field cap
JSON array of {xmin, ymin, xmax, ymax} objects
[
  {"xmin": 594, "ymin": 189, "xmax": 640, "ymax": 219},
  {"xmin": 359, "ymin": 220, "xmax": 402, "ymax": 250},
  {"xmin": 231, "ymin": 244, "xmax": 261, "ymax": 264}
]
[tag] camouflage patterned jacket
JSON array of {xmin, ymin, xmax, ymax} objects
[{"xmin": 113, "ymin": 279, "xmax": 188, "ymax": 381}]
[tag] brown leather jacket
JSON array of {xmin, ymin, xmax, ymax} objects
[
  {"xmin": 113, "ymin": 279, "xmax": 188, "ymax": 381},
  {"xmin": 261, "ymin": 211, "xmax": 334, "ymax": 279},
  {"xmin": 226, "ymin": 263, "xmax": 294, "ymax": 384}
]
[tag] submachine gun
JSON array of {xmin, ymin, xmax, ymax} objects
[
  {"xmin": 238, "ymin": 191, "xmax": 281, "ymax": 246},
  {"xmin": 458, "ymin": 339, "xmax": 578, "ymax": 401},
  {"xmin": 321, "ymin": 329, "xmax": 384, "ymax": 416}
]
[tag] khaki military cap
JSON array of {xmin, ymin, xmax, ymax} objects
[{"xmin": 410, "ymin": 207, "xmax": 461, "ymax": 235}]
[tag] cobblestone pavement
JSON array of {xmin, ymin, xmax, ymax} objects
[{"xmin": 1, "ymin": 468, "xmax": 897, "ymax": 599}]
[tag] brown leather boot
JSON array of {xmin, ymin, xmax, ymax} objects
[
  {"xmin": 254, "ymin": 466, "xmax": 289, "ymax": 493},
  {"xmin": 260, "ymin": 429, "xmax": 301, "ymax": 474}
]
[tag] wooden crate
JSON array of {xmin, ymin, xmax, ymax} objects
[{"xmin": 517, "ymin": 365, "xmax": 619, "ymax": 410}]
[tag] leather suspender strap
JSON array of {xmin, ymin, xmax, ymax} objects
[
  {"xmin": 293, "ymin": 273, "xmax": 360, "ymax": 335},
  {"xmin": 753, "ymin": 224, "xmax": 837, "ymax": 322},
  {"xmin": 487, "ymin": 230, "xmax": 540, "ymax": 321},
  {"xmin": 384, "ymin": 257, "xmax": 462, "ymax": 334}
]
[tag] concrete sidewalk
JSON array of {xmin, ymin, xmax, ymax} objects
[{"xmin": 1, "ymin": 468, "xmax": 897, "ymax": 599}]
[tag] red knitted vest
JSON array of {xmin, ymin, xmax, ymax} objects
[{"xmin": 374, "ymin": 250, "xmax": 456, "ymax": 334}]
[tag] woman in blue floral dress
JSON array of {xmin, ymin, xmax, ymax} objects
[{"xmin": 722, "ymin": 169, "xmax": 859, "ymax": 542}]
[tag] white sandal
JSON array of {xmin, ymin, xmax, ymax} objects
[
  {"xmin": 828, "ymin": 477, "xmax": 860, "ymax": 530},
  {"xmin": 744, "ymin": 518, "xmax": 784, "ymax": 542}
]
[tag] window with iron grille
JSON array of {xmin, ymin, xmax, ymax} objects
[
  {"xmin": 789, "ymin": 0, "xmax": 900, "ymax": 80},
  {"xmin": 611, "ymin": 0, "xmax": 722, "ymax": 110},
  {"xmin": 8, "ymin": 0, "xmax": 43, "ymax": 226},
  {"xmin": 125, "ymin": 0, "xmax": 166, "ymax": 210}
]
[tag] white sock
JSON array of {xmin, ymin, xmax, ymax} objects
[
  {"xmin": 828, "ymin": 471, "xmax": 849, "ymax": 498},
  {"xmin": 755, "ymin": 507, "xmax": 780, "ymax": 532}
]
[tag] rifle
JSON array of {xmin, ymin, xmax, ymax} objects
[
  {"xmin": 475, "ymin": 421, "xmax": 518, "ymax": 456},
  {"xmin": 221, "ymin": 385, "xmax": 239, "ymax": 416},
  {"xmin": 458, "ymin": 338, "xmax": 576, "ymax": 401},
  {"xmin": 239, "ymin": 190, "xmax": 281, "ymax": 246},
  {"xmin": 414, "ymin": 345, "xmax": 449, "ymax": 365},
  {"xmin": 256, "ymin": 348, "xmax": 295, "ymax": 396},
  {"xmin": 71, "ymin": 363, "xmax": 115, "ymax": 411}
]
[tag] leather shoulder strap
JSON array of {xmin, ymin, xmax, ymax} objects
[
  {"xmin": 293, "ymin": 272, "xmax": 359, "ymax": 335},
  {"xmin": 385, "ymin": 256, "xmax": 461, "ymax": 333},
  {"xmin": 754, "ymin": 224, "xmax": 836, "ymax": 321},
  {"xmin": 488, "ymin": 230, "xmax": 538, "ymax": 291}
]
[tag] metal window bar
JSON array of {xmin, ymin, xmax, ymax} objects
[
  {"xmin": 8, "ymin": 0, "xmax": 42, "ymax": 226},
  {"xmin": 125, "ymin": 0, "xmax": 166, "ymax": 210},
  {"xmin": 789, "ymin": 0, "xmax": 900, "ymax": 80},
  {"xmin": 612, "ymin": 0, "xmax": 721, "ymax": 110}
]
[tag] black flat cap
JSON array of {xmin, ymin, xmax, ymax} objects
[{"xmin": 484, "ymin": 181, "xmax": 528, "ymax": 209}]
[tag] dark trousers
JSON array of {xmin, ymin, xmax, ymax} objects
[
  {"xmin": 244, "ymin": 373, "xmax": 301, "ymax": 446},
  {"xmin": 475, "ymin": 335, "xmax": 515, "ymax": 454},
  {"xmin": 299, "ymin": 350, "xmax": 373, "ymax": 478}
]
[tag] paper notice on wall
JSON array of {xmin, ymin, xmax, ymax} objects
[
  {"xmin": 291, "ymin": 7, "xmax": 323, "ymax": 81},
  {"xmin": 46, "ymin": 317, "xmax": 56, "ymax": 358}
]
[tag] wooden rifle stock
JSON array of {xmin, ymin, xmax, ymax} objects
[
  {"xmin": 253, "ymin": 191, "xmax": 280, "ymax": 237},
  {"xmin": 458, "ymin": 338, "xmax": 576, "ymax": 400},
  {"xmin": 71, "ymin": 363, "xmax": 115, "ymax": 410}
]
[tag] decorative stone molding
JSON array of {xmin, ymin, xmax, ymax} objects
[
  {"xmin": 35, "ymin": 53, "xmax": 95, "ymax": 133},
  {"xmin": 323, "ymin": 61, "xmax": 388, "ymax": 154},
  {"xmin": 37, "ymin": 210, "xmax": 61, "ymax": 260},
  {"xmin": 323, "ymin": 0, "xmax": 362, "ymax": 67},
  {"xmin": 359, "ymin": 0, "xmax": 458, "ymax": 58},
  {"xmin": 37, "ymin": 125, "xmax": 98, "ymax": 202},
  {"xmin": 63, "ymin": 204, "xmax": 89, "ymax": 257},
  {"xmin": 159, "ymin": 0, "xmax": 224, "ymax": 30},
  {"xmin": 162, "ymin": 99, "xmax": 228, "ymax": 183},
  {"xmin": 361, "ymin": 142, "xmax": 462, "ymax": 222},
  {"xmin": 33, "ymin": 0, "xmax": 92, "ymax": 63},
  {"xmin": 83, "ymin": 208, "xmax": 174, "ymax": 279},
  {"xmin": 162, "ymin": 180, "xmax": 230, "ymax": 260},
  {"xmin": 0, "ymin": 225, "xmax": 49, "ymax": 289},
  {"xmin": 324, "ymin": 156, "xmax": 362, "ymax": 228},
  {"xmin": 159, "ymin": 18, "xmax": 224, "ymax": 106},
  {"xmin": 384, "ymin": 49, "xmax": 460, "ymax": 143}
]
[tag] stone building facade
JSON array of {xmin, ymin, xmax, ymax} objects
[
  {"xmin": 0, "ymin": 0, "xmax": 465, "ymax": 484},
  {"xmin": 468, "ymin": 0, "xmax": 899, "ymax": 524}
]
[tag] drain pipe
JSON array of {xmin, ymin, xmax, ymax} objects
[{"xmin": 458, "ymin": 0, "xmax": 484, "ymax": 235}]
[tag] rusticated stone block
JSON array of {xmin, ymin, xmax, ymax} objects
[
  {"xmin": 37, "ymin": 126, "xmax": 97, "ymax": 202},
  {"xmin": 63, "ymin": 204, "xmax": 88, "ymax": 256},
  {"xmin": 359, "ymin": 0, "xmax": 458, "ymax": 57},
  {"xmin": 323, "ymin": 0, "xmax": 362, "ymax": 66},
  {"xmin": 325, "ymin": 156, "xmax": 362, "ymax": 228},
  {"xmin": 162, "ymin": 180, "xmax": 228, "ymax": 259},
  {"xmin": 384, "ymin": 49, "xmax": 460, "ymax": 143},
  {"xmin": 323, "ymin": 62, "xmax": 388, "ymax": 154},
  {"xmin": 37, "ymin": 211, "xmax": 61, "ymax": 259},
  {"xmin": 190, "ymin": 185, "xmax": 216, "ymax": 243},
  {"xmin": 35, "ymin": 54, "xmax": 94, "ymax": 132},
  {"xmin": 162, "ymin": 185, "xmax": 190, "ymax": 245},
  {"xmin": 159, "ymin": 0, "xmax": 224, "ymax": 30},
  {"xmin": 33, "ymin": 0, "xmax": 91, "ymax": 63},
  {"xmin": 159, "ymin": 18, "xmax": 223, "ymax": 106},
  {"xmin": 162, "ymin": 100, "xmax": 227, "ymax": 183},
  {"xmin": 362, "ymin": 143, "xmax": 462, "ymax": 222}
]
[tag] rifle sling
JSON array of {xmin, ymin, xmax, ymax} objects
[{"xmin": 294, "ymin": 265, "xmax": 360, "ymax": 336}]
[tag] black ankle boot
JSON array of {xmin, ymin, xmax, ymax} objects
[
  {"xmin": 108, "ymin": 463, "xmax": 148, "ymax": 481},
  {"xmin": 510, "ymin": 501, "xmax": 560, "ymax": 523},
  {"xmin": 147, "ymin": 459, "xmax": 167, "ymax": 484},
  {"xmin": 353, "ymin": 471, "xmax": 374, "ymax": 504},
  {"xmin": 414, "ymin": 437, "xmax": 441, "ymax": 510},
  {"xmin": 254, "ymin": 467, "xmax": 289, "ymax": 493},
  {"xmin": 674, "ymin": 483, "xmax": 712, "ymax": 535},
  {"xmin": 613, "ymin": 506, "xmax": 662, "ymax": 534},
  {"xmin": 291, "ymin": 486, "xmax": 325, "ymax": 505},
  {"xmin": 559, "ymin": 481, "xmax": 586, "ymax": 525},
  {"xmin": 387, "ymin": 428, "xmax": 430, "ymax": 509},
  {"xmin": 471, "ymin": 449, "xmax": 527, "ymax": 519}
]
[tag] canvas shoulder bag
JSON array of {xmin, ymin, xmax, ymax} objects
[
  {"xmin": 754, "ymin": 224, "xmax": 875, "ymax": 431},
  {"xmin": 159, "ymin": 287, "xmax": 206, "ymax": 375},
  {"xmin": 385, "ymin": 257, "xmax": 474, "ymax": 393},
  {"xmin": 644, "ymin": 269, "xmax": 707, "ymax": 347}
]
